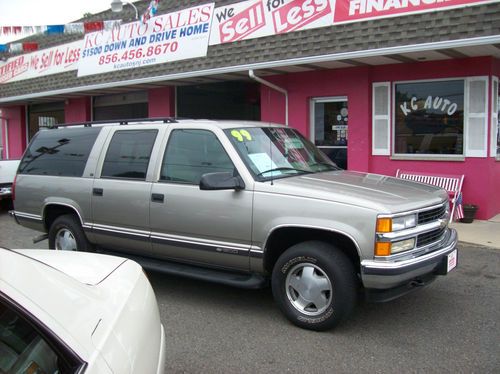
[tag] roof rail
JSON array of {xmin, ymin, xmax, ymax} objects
[{"xmin": 53, "ymin": 117, "xmax": 179, "ymax": 128}]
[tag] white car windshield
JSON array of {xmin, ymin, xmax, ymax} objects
[{"xmin": 226, "ymin": 127, "xmax": 339, "ymax": 181}]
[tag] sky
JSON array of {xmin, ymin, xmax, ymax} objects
[{"xmin": 0, "ymin": 0, "xmax": 113, "ymax": 43}]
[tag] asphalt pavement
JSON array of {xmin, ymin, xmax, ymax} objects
[{"xmin": 0, "ymin": 207, "xmax": 499, "ymax": 373}]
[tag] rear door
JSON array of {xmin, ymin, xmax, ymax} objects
[
  {"xmin": 91, "ymin": 127, "xmax": 162, "ymax": 255},
  {"xmin": 150, "ymin": 126, "xmax": 253, "ymax": 271}
]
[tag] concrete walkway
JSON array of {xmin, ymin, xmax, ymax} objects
[{"xmin": 450, "ymin": 214, "xmax": 500, "ymax": 249}]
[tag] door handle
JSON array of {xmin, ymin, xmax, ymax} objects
[
  {"xmin": 151, "ymin": 193, "xmax": 164, "ymax": 203},
  {"xmin": 93, "ymin": 188, "xmax": 103, "ymax": 196}
]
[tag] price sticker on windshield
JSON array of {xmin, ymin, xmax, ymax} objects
[{"xmin": 231, "ymin": 129, "xmax": 252, "ymax": 142}]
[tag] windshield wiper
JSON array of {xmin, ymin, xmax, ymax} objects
[{"xmin": 256, "ymin": 167, "xmax": 312, "ymax": 178}]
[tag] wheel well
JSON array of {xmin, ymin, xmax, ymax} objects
[
  {"xmin": 263, "ymin": 227, "xmax": 361, "ymax": 275},
  {"xmin": 43, "ymin": 205, "xmax": 80, "ymax": 232}
]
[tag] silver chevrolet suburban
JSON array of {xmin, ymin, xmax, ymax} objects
[{"xmin": 11, "ymin": 118, "xmax": 458, "ymax": 331}]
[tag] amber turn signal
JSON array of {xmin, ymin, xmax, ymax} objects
[
  {"xmin": 376, "ymin": 217, "xmax": 392, "ymax": 233},
  {"xmin": 375, "ymin": 242, "xmax": 391, "ymax": 256}
]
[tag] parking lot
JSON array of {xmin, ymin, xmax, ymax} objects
[{"xmin": 1, "ymin": 208, "xmax": 499, "ymax": 373}]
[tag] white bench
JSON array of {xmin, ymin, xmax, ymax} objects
[{"xmin": 396, "ymin": 169, "xmax": 465, "ymax": 223}]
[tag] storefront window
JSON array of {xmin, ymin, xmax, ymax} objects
[{"xmin": 394, "ymin": 80, "xmax": 464, "ymax": 155}]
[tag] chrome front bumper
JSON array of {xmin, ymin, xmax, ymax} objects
[{"xmin": 361, "ymin": 228, "xmax": 458, "ymax": 293}]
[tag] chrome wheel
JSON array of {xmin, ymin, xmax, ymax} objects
[
  {"xmin": 285, "ymin": 263, "xmax": 332, "ymax": 316},
  {"xmin": 54, "ymin": 228, "xmax": 77, "ymax": 251}
]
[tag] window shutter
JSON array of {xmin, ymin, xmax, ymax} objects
[
  {"xmin": 372, "ymin": 82, "xmax": 390, "ymax": 156},
  {"xmin": 465, "ymin": 77, "xmax": 488, "ymax": 157},
  {"xmin": 491, "ymin": 77, "xmax": 499, "ymax": 157}
]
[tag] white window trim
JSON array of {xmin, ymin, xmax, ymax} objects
[
  {"xmin": 491, "ymin": 76, "xmax": 499, "ymax": 158},
  {"xmin": 372, "ymin": 82, "xmax": 390, "ymax": 156},
  {"xmin": 464, "ymin": 76, "xmax": 488, "ymax": 158}
]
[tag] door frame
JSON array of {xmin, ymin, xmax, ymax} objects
[{"xmin": 309, "ymin": 96, "xmax": 349, "ymax": 167}]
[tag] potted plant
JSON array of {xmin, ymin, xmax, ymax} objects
[{"xmin": 461, "ymin": 204, "xmax": 478, "ymax": 223}]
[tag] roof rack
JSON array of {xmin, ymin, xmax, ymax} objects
[{"xmin": 53, "ymin": 117, "xmax": 179, "ymax": 129}]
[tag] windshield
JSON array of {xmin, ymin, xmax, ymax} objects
[{"xmin": 225, "ymin": 127, "xmax": 339, "ymax": 181}]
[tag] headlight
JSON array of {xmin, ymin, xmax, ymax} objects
[
  {"xmin": 374, "ymin": 238, "xmax": 416, "ymax": 256},
  {"xmin": 391, "ymin": 238, "xmax": 416, "ymax": 254},
  {"xmin": 375, "ymin": 213, "xmax": 418, "ymax": 256},
  {"xmin": 392, "ymin": 214, "xmax": 417, "ymax": 231},
  {"xmin": 376, "ymin": 214, "xmax": 417, "ymax": 233}
]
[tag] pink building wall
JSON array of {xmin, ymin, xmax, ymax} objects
[
  {"xmin": 261, "ymin": 66, "xmax": 371, "ymax": 172},
  {"xmin": 0, "ymin": 106, "xmax": 26, "ymax": 160},
  {"xmin": 261, "ymin": 58, "xmax": 499, "ymax": 219},
  {"xmin": 148, "ymin": 87, "xmax": 175, "ymax": 117},
  {"xmin": 65, "ymin": 98, "xmax": 91, "ymax": 123}
]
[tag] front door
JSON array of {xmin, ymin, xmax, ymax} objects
[
  {"xmin": 150, "ymin": 128, "xmax": 253, "ymax": 271},
  {"xmin": 310, "ymin": 97, "xmax": 348, "ymax": 169}
]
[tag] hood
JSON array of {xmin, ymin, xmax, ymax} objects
[{"xmin": 266, "ymin": 170, "xmax": 447, "ymax": 213}]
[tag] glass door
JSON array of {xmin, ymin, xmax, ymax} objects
[{"xmin": 310, "ymin": 97, "xmax": 348, "ymax": 169}]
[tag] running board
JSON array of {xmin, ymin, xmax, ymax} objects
[{"xmin": 99, "ymin": 251, "xmax": 268, "ymax": 289}]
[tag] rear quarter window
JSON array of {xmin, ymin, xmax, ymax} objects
[
  {"xmin": 18, "ymin": 128, "xmax": 101, "ymax": 177},
  {"xmin": 101, "ymin": 129, "xmax": 158, "ymax": 180}
]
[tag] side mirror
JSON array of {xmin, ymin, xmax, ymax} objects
[{"xmin": 199, "ymin": 172, "xmax": 245, "ymax": 191}]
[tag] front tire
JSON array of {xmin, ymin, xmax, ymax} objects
[
  {"xmin": 271, "ymin": 241, "xmax": 357, "ymax": 331},
  {"xmin": 48, "ymin": 214, "xmax": 91, "ymax": 251}
]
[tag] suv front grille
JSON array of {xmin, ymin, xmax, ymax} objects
[
  {"xmin": 418, "ymin": 204, "xmax": 447, "ymax": 225},
  {"xmin": 417, "ymin": 227, "xmax": 446, "ymax": 247}
]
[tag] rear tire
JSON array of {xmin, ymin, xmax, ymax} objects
[
  {"xmin": 48, "ymin": 214, "xmax": 92, "ymax": 251},
  {"xmin": 271, "ymin": 241, "xmax": 357, "ymax": 331}
]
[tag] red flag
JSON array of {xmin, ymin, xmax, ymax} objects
[
  {"xmin": 84, "ymin": 21, "xmax": 104, "ymax": 33},
  {"xmin": 22, "ymin": 42, "xmax": 38, "ymax": 52}
]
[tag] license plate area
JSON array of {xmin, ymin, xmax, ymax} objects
[{"xmin": 446, "ymin": 249, "xmax": 457, "ymax": 273}]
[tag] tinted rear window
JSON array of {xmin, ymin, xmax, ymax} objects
[
  {"xmin": 101, "ymin": 129, "xmax": 158, "ymax": 180},
  {"xmin": 18, "ymin": 127, "xmax": 101, "ymax": 177}
]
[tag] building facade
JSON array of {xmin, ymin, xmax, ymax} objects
[{"xmin": 1, "ymin": 0, "xmax": 499, "ymax": 219}]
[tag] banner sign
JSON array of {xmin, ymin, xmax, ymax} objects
[
  {"xmin": 0, "ymin": 40, "xmax": 81, "ymax": 84},
  {"xmin": 333, "ymin": 0, "xmax": 494, "ymax": 23},
  {"xmin": 210, "ymin": 0, "xmax": 493, "ymax": 44},
  {"xmin": 77, "ymin": 3, "xmax": 214, "ymax": 77},
  {"xmin": 210, "ymin": 0, "xmax": 334, "ymax": 45}
]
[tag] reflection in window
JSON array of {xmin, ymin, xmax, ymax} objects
[
  {"xmin": 101, "ymin": 130, "xmax": 157, "ymax": 180},
  {"xmin": 161, "ymin": 129, "xmax": 234, "ymax": 184},
  {"xmin": 395, "ymin": 80, "xmax": 464, "ymax": 155},
  {"xmin": 18, "ymin": 127, "xmax": 101, "ymax": 176},
  {"xmin": 226, "ymin": 127, "xmax": 338, "ymax": 181},
  {"xmin": 0, "ymin": 299, "xmax": 79, "ymax": 374}
]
